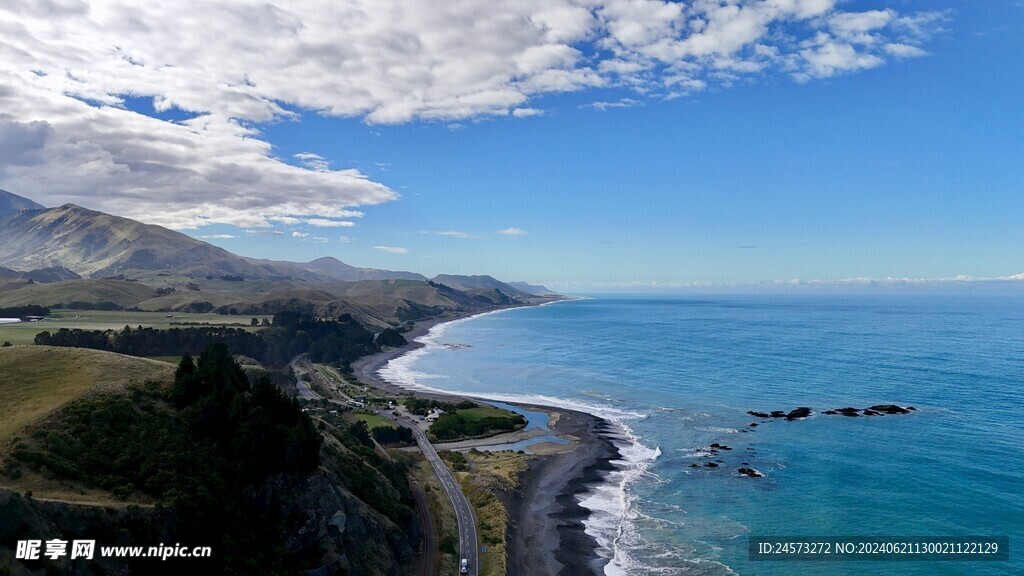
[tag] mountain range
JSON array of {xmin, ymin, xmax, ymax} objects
[
  {"xmin": 0, "ymin": 190, "xmax": 424, "ymax": 282},
  {"xmin": 0, "ymin": 190, "xmax": 555, "ymax": 325}
]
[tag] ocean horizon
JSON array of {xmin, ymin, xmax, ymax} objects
[{"xmin": 380, "ymin": 294, "xmax": 1023, "ymax": 575}]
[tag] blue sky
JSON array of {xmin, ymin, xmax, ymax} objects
[{"xmin": 1, "ymin": 1, "xmax": 1021, "ymax": 290}]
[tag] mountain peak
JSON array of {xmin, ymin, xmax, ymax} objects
[
  {"xmin": 308, "ymin": 256, "xmax": 348, "ymax": 266},
  {"xmin": 0, "ymin": 189, "xmax": 45, "ymax": 217}
]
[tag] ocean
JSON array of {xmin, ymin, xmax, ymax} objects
[{"xmin": 380, "ymin": 295, "xmax": 1023, "ymax": 575}]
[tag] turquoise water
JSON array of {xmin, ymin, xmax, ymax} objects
[{"xmin": 381, "ymin": 295, "xmax": 1024, "ymax": 575}]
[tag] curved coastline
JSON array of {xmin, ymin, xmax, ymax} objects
[{"xmin": 351, "ymin": 301, "xmax": 632, "ymax": 575}]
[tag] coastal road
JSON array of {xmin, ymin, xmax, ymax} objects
[
  {"xmin": 394, "ymin": 417, "xmax": 479, "ymax": 576},
  {"xmin": 288, "ymin": 354, "xmax": 322, "ymax": 401}
]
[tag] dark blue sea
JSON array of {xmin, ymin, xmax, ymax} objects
[{"xmin": 381, "ymin": 295, "xmax": 1023, "ymax": 575}]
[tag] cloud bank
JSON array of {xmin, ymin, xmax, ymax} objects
[
  {"xmin": 550, "ymin": 273, "xmax": 1024, "ymax": 293},
  {"xmin": 0, "ymin": 1, "xmax": 943, "ymax": 228}
]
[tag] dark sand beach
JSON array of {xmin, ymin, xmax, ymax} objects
[
  {"xmin": 501, "ymin": 407, "xmax": 621, "ymax": 576},
  {"xmin": 351, "ymin": 307, "xmax": 620, "ymax": 575}
]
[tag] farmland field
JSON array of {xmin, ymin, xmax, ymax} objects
[{"xmin": 0, "ymin": 309, "xmax": 271, "ymax": 345}]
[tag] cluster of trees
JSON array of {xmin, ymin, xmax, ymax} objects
[
  {"xmin": 0, "ymin": 305, "xmax": 49, "ymax": 318},
  {"xmin": 35, "ymin": 325, "xmax": 267, "ymax": 360},
  {"xmin": 8, "ymin": 344, "xmax": 322, "ymax": 573},
  {"xmin": 403, "ymin": 397, "xmax": 476, "ymax": 416},
  {"xmin": 429, "ymin": 412, "xmax": 526, "ymax": 441},
  {"xmin": 50, "ymin": 300, "xmax": 122, "ymax": 310},
  {"xmin": 376, "ymin": 327, "xmax": 407, "ymax": 348},
  {"xmin": 33, "ymin": 312, "xmax": 381, "ymax": 369},
  {"xmin": 371, "ymin": 425, "xmax": 414, "ymax": 446},
  {"xmin": 260, "ymin": 312, "xmax": 377, "ymax": 367}
]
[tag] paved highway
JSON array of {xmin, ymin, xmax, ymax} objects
[
  {"xmin": 394, "ymin": 417, "xmax": 479, "ymax": 575},
  {"xmin": 288, "ymin": 354, "xmax": 322, "ymax": 401}
]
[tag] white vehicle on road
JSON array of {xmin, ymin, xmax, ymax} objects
[{"xmin": 460, "ymin": 558, "xmax": 468, "ymax": 574}]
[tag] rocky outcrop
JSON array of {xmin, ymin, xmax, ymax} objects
[
  {"xmin": 869, "ymin": 404, "xmax": 913, "ymax": 414},
  {"xmin": 785, "ymin": 407, "xmax": 811, "ymax": 420},
  {"xmin": 737, "ymin": 468, "xmax": 764, "ymax": 478},
  {"xmin": 748, "ymin": 405, "xmax": 915, "ymax": 420}
]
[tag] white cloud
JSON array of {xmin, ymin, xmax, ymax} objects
[
  {"xmin": 582, "ymin": 98, "xmax": 642, "ymax": 111},
  {"xmin": 829, "ymin": 10, "xmax": 895, "ymax": 41},
  {"xmin": 426, "ymin": 230, "xmax": 477, "ymax": 239},
  {"xmin": 306, "ymin": 218, "xmax": 357, "ymax": 227},
  {"xmin": 0, "ymin": 0, "xmax": 943, "ymax": 228},
  {"xmin": 294, "ymin": 152, "xmax": 331, "ymax": 172},
  {"xmin": 512, "ymin": 107, "xmax": 544, "ymax": 118},
  {"xmin": 312, "ymin": 236, "xmax": 328, "ymax": 243},
  {"xmin": 292, "ymin": 231, "xmax": 309, "ymax": 238},
  {"xmin": 338, "ymin": 235, "xmax": 352, "ymax": 243},
  {"xmin": 0, "ymin": 106, "xmax": 394, "ymax": 229},
  {"xmin": 884, "ymin": 43, "xmax": 927, "ymax": 58},
  {"xmin": 374, "ymin": 245, "xmax": 408, "ymax": 254},
  {"xmin": 498, "ymin": 227, "xmax": 528, "ymax": 236},
  {"xmin": 199, "ymin": 234, "xmax": 238, "ymax": 239},
  {"xmin": 0, "ymin": 1, "xmax": 943, "ymax": 122},
  {"xmin": 797, "ymin": 33, "xmax": 885, "ymax": 80}
]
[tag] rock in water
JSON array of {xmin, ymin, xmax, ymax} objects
[
  {"xmin": 738, "ymin": 467, "xmax": 764, "ymax": 478},
  {"xmin": 862, "ymin": 409, "xmax": 880, "ymax": 416},
  {"xmin": 869, "ymin": 404, "xmax": 911, "ymax": 414},
  {"xmin": 837, "ymin": 407, "xmax": 861, "ymax": 417},
  {"xmin": 704, "ymin": 462, "xmax": 719, "ymax": 468},
  {"xmin": 785, "ymin": 407, "xmax": 812, "ymax": 420},
  {"xmin": 747, "ymin": 411, "xmax": 770, "ymax": 418}
]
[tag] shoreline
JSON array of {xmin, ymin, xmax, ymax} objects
[{"xmin": 351, "ymin": 301, "xmax": 620, "ymax": 575}]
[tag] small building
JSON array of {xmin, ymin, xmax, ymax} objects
[
  {"xmin": 347, "ymin": 399, "xmax": 366, "ymax": 409},
  {"xmin": 425, "ymin": 408, "xmax": 446, "ymax": 422}
]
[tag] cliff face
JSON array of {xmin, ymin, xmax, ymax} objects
[{"xmin": 270, "ymin": 455, "xmax": 419, "ymax": 576}]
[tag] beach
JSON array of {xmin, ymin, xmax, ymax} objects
[
  {"xmin": 500, "ymin": 406, "xmax": 621, "ymax": 576},
  {"xmin": 352, "ymin": 305, "xmax": 620, "ymax": 575}
]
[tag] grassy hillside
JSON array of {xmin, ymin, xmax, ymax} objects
[
  {"xmin": 0, "ymin": 279, "xmax": 156, "ymax": 308},
  {"xmin": 0, "ymin": 346, "xmax": 174, "ymax": 442}
]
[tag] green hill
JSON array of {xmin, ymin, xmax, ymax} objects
[
  {"xmin": 0, "ymin": 346, "xmax": 174, "ymax": 442},
  {"xmin": 0, "ymin": 279, "xmax": 156, "ymax": 308}
]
